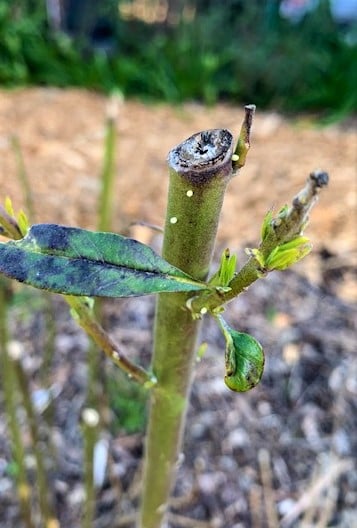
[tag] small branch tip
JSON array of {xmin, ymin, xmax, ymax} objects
[
  {"xmin": 310, "ymin": 170, "xmax": 329, "ymax": 188},
  {"xmin": 233, "ymin": 104, "xmax": 256, "ymax": 170},
  {"xmin": 243, "ymin": 104, "xmax": 256, "ymax": 137}
]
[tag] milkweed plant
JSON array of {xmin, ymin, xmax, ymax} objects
[{"xmin": 0, "ymin": 106, "xmax": 328, "ymax": 528}]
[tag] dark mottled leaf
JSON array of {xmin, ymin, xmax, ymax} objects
[
  {"xmin": 217, "ymin": 316, "xmax": 264, "ymax": 392},
  {"xmin": 0, "ymin": 224, "xmax": 208, "ymax": 297}
]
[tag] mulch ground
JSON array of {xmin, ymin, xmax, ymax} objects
[{"xmin": 0, "ymin": 88, "xmax": 356, "ymax": 527}]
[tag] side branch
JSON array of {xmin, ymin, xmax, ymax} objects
[
  {"xmin": 189, "ymin": 170, "xmax": 329, "ymax": 315},
  {"xmin": 267, "ymin": 169, "xmax": 329, "ymax": 244}
]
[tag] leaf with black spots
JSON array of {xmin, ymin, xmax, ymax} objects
[{"xmin": 0, "ymin": 224, "xmax": 208, "ymax": 297}]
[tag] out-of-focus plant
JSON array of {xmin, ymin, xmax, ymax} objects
[{"xmin": 0, "ymin": 1, "xmax": 355, "ymax": 116}]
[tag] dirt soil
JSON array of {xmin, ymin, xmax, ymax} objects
[{"xmin": 0, "ymin": 88, "xmax": 356, "ymax": 527}]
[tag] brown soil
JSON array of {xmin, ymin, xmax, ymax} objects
[{"xmin": 0, "ymin": 89, "xmax": 356, "ymax": 527}]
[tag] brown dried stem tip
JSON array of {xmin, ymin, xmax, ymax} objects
[{"xmin": 276, "ymin": 169, "xmax": 330, "ymax": 243}]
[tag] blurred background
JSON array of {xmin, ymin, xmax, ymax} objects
[{"xmin": 1, "ymin": 0, "xmax": 356, "ymax": 118}]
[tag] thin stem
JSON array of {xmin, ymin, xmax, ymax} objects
[
  {"xmin": 95, "ymin": 96, "xmax": 120, "ymax": 416},
  {"xmin": 0, "ymin": 282, "xmax": 35, "ymax": 528},
  {"xmin": 66, "ymin": 295, "xmax": 154, "ymax": 386},
  {"xmin": 98, "ymin": 96, "xmax": 119, "ymax": 232},
  {"xmin": 11, "ymin": 135, "xmax": 35, "ymax": 220},
  {"xmin": 258, "ymin": 449, "xmax": 279, "ymax": 528}
]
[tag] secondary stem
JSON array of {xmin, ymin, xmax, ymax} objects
[
  {"xmin": 189, "ymin": 169, "xmax": 329, "ymax": 315},
  {"xmin": 66, "ymin": 295, "xmax": 154, "ymax": 386},
  {"xmin": 139, "ymin": 128, "xmax": 235, "ymax": 528}
]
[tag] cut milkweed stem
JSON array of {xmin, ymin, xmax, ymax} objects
[
  {"xmin": 11, "ymin": 135, "xmax": 35, "ymax": 220},
  {"xmin": 95, "ymin": 96, "xmax": 120, "ymax": 420},
  {"xmin": 140, "ymin": 127, "xmax": 237, "ymax": 528},
  {"xmin": 98, "ymin": 96, "xmax": 119, "ymax": 233}
]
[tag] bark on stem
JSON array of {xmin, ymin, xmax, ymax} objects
[{"xmin": 139, "ymin": 129, "xmax": 235, "ymax": 528}]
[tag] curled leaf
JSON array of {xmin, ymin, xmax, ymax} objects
[{"xmin": 217, "ymin": 316, "xmax": 264, "ymax": 392}]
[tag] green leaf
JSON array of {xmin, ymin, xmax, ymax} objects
[
  {"xmin": 0, "ymin": 224, "xmax": 209, "ymax": 297},
  {"xmin": 265, "ymin": 236, "xmax": 312, "ymax": 270},
  {"xmin": 208, "ymin": 248, "xmax": 236, "ymax": 287},
  {"xmin": 217, "ymin": 316, "xmax": 264, "ymax": 392},
  {"xmin": 17, "ymin": 210, "xmax": 30, "ymax": 237},
  {"xmin": 261, "ymin": 209, "xmax": 273, "ymax": 241}
]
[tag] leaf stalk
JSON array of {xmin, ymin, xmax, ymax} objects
[{"xmin": 66, "ymin": 295, "xmax": 155, "ymax": 386}]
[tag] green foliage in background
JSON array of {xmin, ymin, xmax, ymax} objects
[
  {"xmin": 0, "ymin": 1, "xmax": 80, "ymax": 86},
  {"xmin": 108, "ymin": 369, "xmax": 147, "ymax": 434},
  {"xmin": 0, "ymin": 0, "xmax": 356, "ymax": 116}
]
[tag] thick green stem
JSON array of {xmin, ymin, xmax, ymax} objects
[
  {"xmin": 140, "ymin": 129, "xmax": 235, "ymax": 528},
  {"xmin": 81, "ymin": 408, "xmax": 100, "ymax": 528}
]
